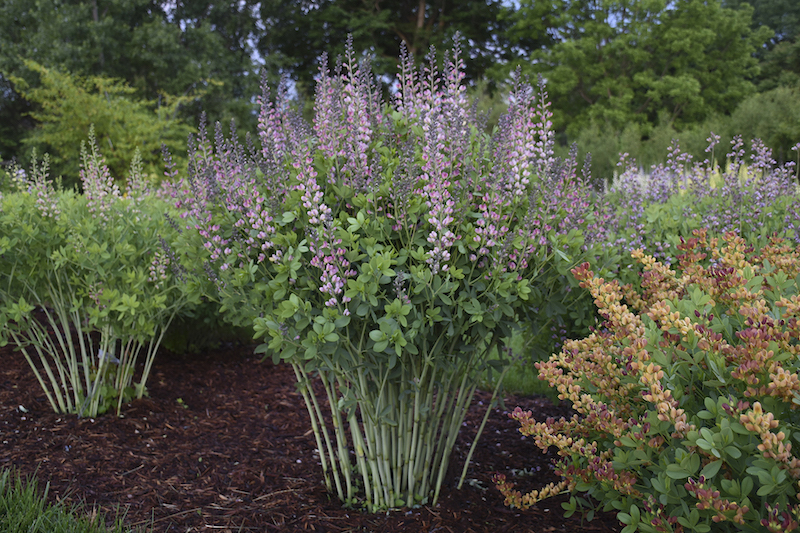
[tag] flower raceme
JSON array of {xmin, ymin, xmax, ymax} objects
[
  {"xmin": 173, "ymin": 36, "xmax": 603, "ymax": 511},
  {"xmin": 499, "ymin": 229, "xmax": 800, "ymax": 532}
]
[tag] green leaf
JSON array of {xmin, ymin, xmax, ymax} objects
[
  {"xmin": 757, "ymin": 483, "xmax": 777, "ymax": 496},
  {"xmin": 741, "ymin": 476, "xmax": 754, "ymax": 497},
  {"xmin": 723, "ymin": 446, "xmax": 742, "ymax": 459},
  {"xmin": 700, "ymin": 460, "xmax": 722, "ymax": 479},
  {"xmin": 665, "ymin": 464, "xmax": 691, "ymax": 479},
  {"xmin": 374, "ymin": 341, "xmax": 388, "ymax": 353}
]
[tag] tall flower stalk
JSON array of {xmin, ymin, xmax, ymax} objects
[{"xmin": 176, "ymin": 36, "xmax": 600, "ymax": 510}]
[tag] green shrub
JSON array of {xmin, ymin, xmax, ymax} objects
[
  {"xmin": 9, "ymin": 60, "xmax": 192, "ymax": 189},
  {"xmin": 497, "ymin": 230, "xmax": 800, "ymax": 532},
  {"xmin": 0, "ymin": 139, "xmax": 196, "ymax": 417},
  {"xmin": 173, "ymin": 39, "xmax": 603, "ymax": 510},
  {"xmin": 726, "ymin": 87, "xmax": 800, "ymax": 163}
]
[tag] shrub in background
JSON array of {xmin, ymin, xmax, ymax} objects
[
  {"xmin": 566, "ymin": 85, "xmax": 800, "ymax": 185},
  {"xmin": 171, "ymin": 37, "xmax": 604, "ymax": 510},
  {"xmin": 0, "ymin": 132, "xmax": 196, "ymax": 417},
  {"xmin": 725, "ymin": 87, "xmax": 800, "ymax": 164},
  {"xmin": 496, "ymin": 229, "xmax": 800, "ymax": 532},
  {"xmin": 9, "ymin": 60, "xmax": 193, "ymax": 190},
  {"xmin": 604, "ymin": 137, "xmax": 800, "ymax": 286}
]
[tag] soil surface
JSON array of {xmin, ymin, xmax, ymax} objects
[{"xmin": 0, "ymin": 341, "xmax": 622, "ymax": 533}]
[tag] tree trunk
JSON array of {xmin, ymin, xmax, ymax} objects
[{"xmin": 411, "ymin": 0, "xmax": 426, "ymax": 56}]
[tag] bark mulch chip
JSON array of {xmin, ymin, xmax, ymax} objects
[{"xmin": 1, "ymin": 342, "xmax": 621, "ymax": 532}]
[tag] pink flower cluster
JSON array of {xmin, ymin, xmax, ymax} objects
[
  {"xmin": 314, "ymin": 37, "xmax": 384, "ymax": 192},
  {"xmin": 80, "ymin": 129, "xmax": 121, "ymax": 222},
  {"xmin": 291, "ymin": 144, "xmax": 355, "ymax": 306}
]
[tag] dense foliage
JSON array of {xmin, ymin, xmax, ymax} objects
[
  {"xmin": 0, "ymin": 135, "xmax": 195, "ymax": 416},
  {"xmin": 498, "ymin": 231, "xmax": 800, "ymax": 532},
  {"xmin": 9, "ymin": 60, "xmax": 192, "ymax": 188},
  {"xmin": 506, "ymin": 0, "xmax": 770, "ymax": 135},
  {"xmin": 520, "ymin": 134, "xmax": 800, "ymax": 364},
  {"xmin": 0, "ymin": 0, "xmax": 267, "ymax": 168},
  {"xmin": 4, "ymin": 0, "xmax": 799, "ymax": 185},
  {"xmin": 167, "ymin": 39, "xmax": 604, "ymax": 510},
  {"xmin": 256, "ymin": 0, "xmax": 511, "ymax": 92}
]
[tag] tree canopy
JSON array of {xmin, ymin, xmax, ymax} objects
[
  {"xmin": 504, "ymin": 0, "xmax": 772, "ymax": 136},
  {"xmin": 0, "ymin": 0, "xmax": 267, "ymax": 167},
  {"xmin": 1, "ymin": 0, "xmax": 797, "ymax": 182},
  {"xmin": 724, "ymin": 0, "xmax": 800, "ymax": 44},
  {"xmin": 255, "ymin": 0, "xmax": 513, "ymax": 93}
]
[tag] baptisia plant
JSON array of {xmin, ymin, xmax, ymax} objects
[
  {"xmin": 606, "ymin": 136, "xmax": 800, "ymax": 272},
  {"xmin": 0, "ymin": 131, "xmax": 193, "ymax": 417},
  {"xmin": 497, "ymin": 230, "xmax": 800, "ymax": 532},
  {"xmin": 173, "ymin": 37, "xmax": 600, "ymax": 510}
]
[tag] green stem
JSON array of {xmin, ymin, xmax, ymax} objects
[
  {"xmin": 10, "ymin": 330, "xmax": 62, "ymax": 413},
  {"xmin": 457, "ymin": 361, "xmax": 511, "ymax": 489},
  {"xmin": 405, "ymin": 356, "xmax": 429, "ymax": 503},
  {"xmin": 318, "ymin": 369, "xmax": 348, "ymax": 502},
  {"xmin": 356, "ymin": 366, "xmax": 389, "ymax": 508},
  {"xmin": 347, "ymin": 410, "xmax": 374, "ymax": 510},
  {"xmin": 25, "ymin": 321, "xmax": 69, "ymax": 412},
  {"xmin": 292, "ymin": 363, "xmax": 339, "ymax": 498}
]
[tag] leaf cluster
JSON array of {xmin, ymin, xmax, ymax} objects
[
  {"xmin": 0, "ymin": 150, "xmax": 197, "ymax": 416},
  {"xmin": 501, "ymin": 229, "xmax": 800, "ymax": 532}
]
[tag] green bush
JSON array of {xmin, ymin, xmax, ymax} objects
[
  {"xmin": 172, "ymin": 39, "xmax": 603, "ymax": 510},
  {"xmin": 726, "ymin": 86, "xmax": 800, "ymax": 163},
  {"xmin": 0, "ymin": 139, "xmax": 197, "ymax": 416},
  {"xmin": 496, "ymin": 230, "xmax": 800, "ymax": 532},
  {"xmin": 9, "ymin": 60, "xmax": 192, "ymax": 189}
]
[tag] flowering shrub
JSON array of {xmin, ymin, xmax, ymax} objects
[
  {"xmin": 605, "ymin": 138, "xmax": 800, "ymax": 282},
  {"xmin": 0, "ymin": 134, "xmax": 194, "ymax": 417},
  {"xmin": 496, "ymin": 229, "xmax": 800, "ymax": 532},
  {"xmin": 172, "ymin": 38, "xmax": 603, "ymax": 510}
]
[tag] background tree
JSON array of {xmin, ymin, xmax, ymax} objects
[
  {"xmin": 10, "ymin": 60, "xmax": 193, "ymax": 187},
  {"xmin": 0, "ymin": 0, "xmax": 269, "ymax": 169},
  {"xmin": 256, "ymin": 0, "xmax": 513, "ymax": 96},
  {"xmin": 507, "ymin": 0, "xmax": 770, "ymax": 134},
  {"xmin": 3, "ymin": 0, "xmax": 796, "ymax": 185},
  {"xmin": 502, "ymin": 0, "xmax": 773, "ymax": 178},
  {"xmin": 723, "ymin": 0, "xmax": 800, "ymax": 90},
  {"xmin": 724, "ymin": 0, "xmax": 799, "ymax": 44}
]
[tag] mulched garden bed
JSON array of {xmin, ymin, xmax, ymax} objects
[{"xmin": 0, "ymin": 341, "xmax": 621, "ymax": 532}]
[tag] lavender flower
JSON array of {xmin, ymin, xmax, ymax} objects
[
  {"xmin": 80, "ymin": 126, "xmax": 121, "ymax": 222},
  {"xmin": 13, "ymin": 152, "xmax": 61, "ymax": 219}
]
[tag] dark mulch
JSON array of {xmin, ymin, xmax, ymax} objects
[{"xmin": 0, "ymin": 341, "xmax": 621, "ymax": 532}]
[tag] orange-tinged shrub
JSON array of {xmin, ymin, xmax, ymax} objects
[{"xmin": 497, "ymin": 229, "xmax": 800, "ymax": 533}]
